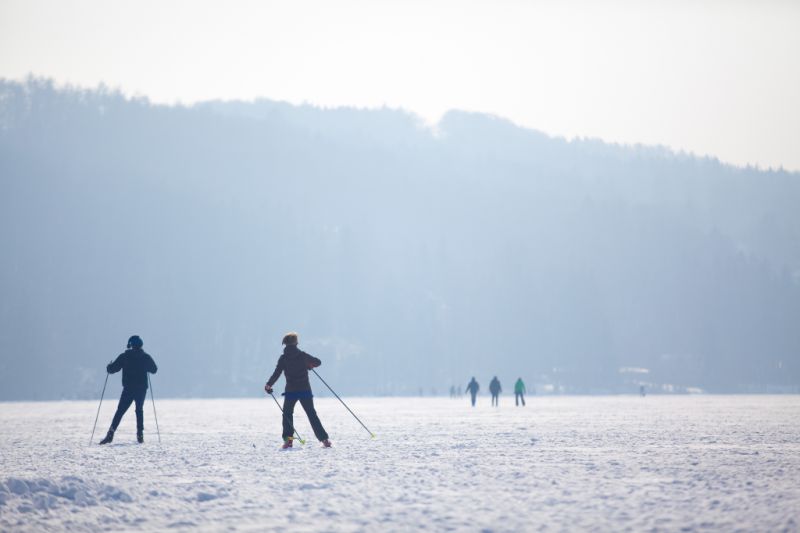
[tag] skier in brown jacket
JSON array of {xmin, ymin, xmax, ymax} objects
[{"xmin": 265, "ymin": 332, "xmax": 331, "ymax": 449}]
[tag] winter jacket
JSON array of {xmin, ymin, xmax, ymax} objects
[
  {"xmin": 489, "ymin": 378, "xmax": 502, "ymax": 394},
  {"xmin": 466, "ymin": 380, "xmax": 480, "ymax": 395},
  {"xmin": 514, "ymin": 379, "xmax": 526, "ymax": 394},
  {"xmin": 107, "ymin": 348, "xmax": 158, "ymax": 390},
  {"xmin": 266, "ymin": 345, "xmax": 321, "ymax": 393}
]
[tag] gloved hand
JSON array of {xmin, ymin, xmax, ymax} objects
[
  {"xmin": 106, "ymin": 364, "xmax": 112, "ymax": 373},
  {"xmin": 264, "ymin": 383, "xmax": 273, "ymax": 394}
]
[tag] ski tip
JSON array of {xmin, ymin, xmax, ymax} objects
[{"xmin": 299, "ymin": 440, "xmax": 307, "ymax": 445}]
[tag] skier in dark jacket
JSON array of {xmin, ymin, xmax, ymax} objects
[
  {"xmin": 265, "ymin": 332, "xmax": 331, "ymax": 449},
  {"xmin": 489, "ymin": 376, "xmax": 502, "ymax": 406},
  {"xmin": 99, "ymin": 335, "xmax": 158, "ymax": 444},
  {"xmin": 466, "ymin": 377, "xmax": 480, "ymax": 407}
]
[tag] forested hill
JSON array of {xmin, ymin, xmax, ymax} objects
[{"xmin": 1, "ymin": 78, "xmax": 799, "ymax": 400}]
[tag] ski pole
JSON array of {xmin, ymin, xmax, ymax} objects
[
  {"xmin": 89, "ymin": 371, "xmax": 110, "ymax": 446},
  {"xmin": 311, "ymin": 368, "xmax": 375, "ymax": 438},
  {"xmin": 148, "ymin": 374, "xmax": 161, "ymax": 444},
  {"xmin": 269, "ymin": 391, "xmax": 306, "ymax": 444}
]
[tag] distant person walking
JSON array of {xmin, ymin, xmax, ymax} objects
[
  {"xmin": 265, "ymin": 332, "xmax": 332, "ymax": 449},
  {"xmin": 514, "ymin": 377, "xmax": 527, "ymax": 406},
  {"xmin": 99, "ymin": 335, "xmax": 158, "ymax": 445},
  {"xmin": 489, "ymin": 376, "xmax": 502, "ymax": 407},
  {"xmin": 466, "ymin": 377, "xmax": 480, "ymax": 407}
]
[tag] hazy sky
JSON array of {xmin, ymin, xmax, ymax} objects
[{"xmin": 1, "ymin": 0, "xmax": 798, "ymax": 170}]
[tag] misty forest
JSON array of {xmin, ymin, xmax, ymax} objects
[{"xmin": 1, "ymin": 77, "xmax": 799, "ymax": 400}]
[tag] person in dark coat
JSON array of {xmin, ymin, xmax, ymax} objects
[
  {"xmin": 265, "ymin": 332, "xmax": 331, "ymax": 449},
  {"xmin": 489, "ymin": 376, "xmax": 502, "ymax": 407},
  {"xmin": 99, "ymin": 335, "xmax": 158, "ymax": 444},
  {"xmin": 466, "ymin": 377, "xmax": 480, "ymax": 407}
]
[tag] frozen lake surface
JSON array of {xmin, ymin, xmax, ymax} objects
[{"xmin": 1, "ymin": 395, "xmax": 799, "ymax": 531}]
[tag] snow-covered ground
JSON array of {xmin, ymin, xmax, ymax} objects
[{"xmin": 1, "ymin": 395, "xmax": 799, "ymax": 531}]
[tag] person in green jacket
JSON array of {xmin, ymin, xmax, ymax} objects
[{"xmin": 514, "ymin": 377, "xmax": 526, "ymax": 407}]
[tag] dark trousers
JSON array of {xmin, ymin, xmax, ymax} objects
[
  {"xmin": 491, "ymin": 393, "xmax": 499, "ymax": 406},
  {"xmin": 282, "ymin": 396, "xmax": 328, "ymax": 441},
  {"xmin": 515, "ymin": 392, "xmax": 526, "ymax": 406},
  {"xmin": 111, "ymin": 387, "xmax": 146, "ymax": 433},
  {"xmin": 470, "ymin": 392, "xmax": 477, "ymax": 406}
]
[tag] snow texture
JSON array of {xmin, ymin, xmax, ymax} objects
[{"xmin": 1, "ymin": 395, "xmax": 799, "ymax": 531}]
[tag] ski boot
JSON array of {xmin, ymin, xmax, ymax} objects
[
  {"xmin": 137, "ymin": 431, "xmax": 144, "ymax": 444},
  {"xmin": 281, "ymin": 437, "xmax": 293, "ymax": 450},
  {"xmin": 99, "ymin": 430, "xmax": 114, "ymax": 445},
  {"xmin": 321, "ymin": 439, "xmax": 332, "ymax": 448}
]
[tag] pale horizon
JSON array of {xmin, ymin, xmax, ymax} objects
[{"xmin": 1, "ymin": 0, "xmax": 798, "ymax": 171}]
